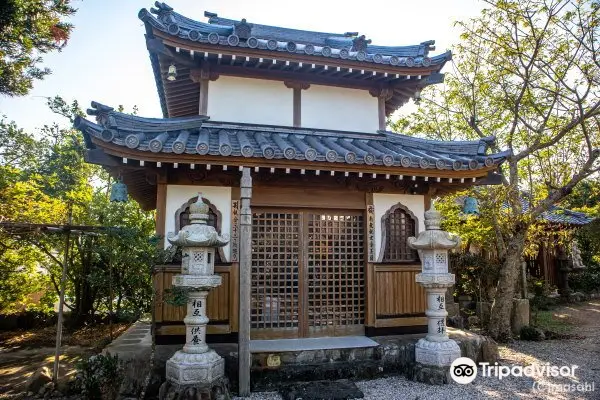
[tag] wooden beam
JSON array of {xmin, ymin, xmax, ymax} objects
[
  {"xmin": 203, "ymin": 62, "xmax": 391, "ymax": 92},
  {"xmin": 238, "ymin": 168, "xmax": 252, "ymax": 397}
]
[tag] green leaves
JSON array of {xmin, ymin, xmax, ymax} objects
[
  {"xmin": 0, "ymin": 0, "xmax": 76, "ymax": 96},
  {"xmin": 0, "ymin": 96, "xmax": 157, "ymax": 320}
]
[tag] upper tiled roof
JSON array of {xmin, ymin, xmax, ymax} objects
[
  {"xmin": 74, "ymin": 102, "xmax": 508, "ymax": 172},
  {"xmin": 138, "ymin": 2, "xmax": 451, "ymax": 69}
]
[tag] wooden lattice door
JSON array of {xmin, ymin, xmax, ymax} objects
[
  {"xmin": 251, "ymin": 211, "xmax": 301, "ymax": 338},
  {"xmin": 251, "ymin": 209, "xmax": 365, "ymax": 339},
  {"xmin": 306, "ymin": 212, "xmax": 365, "ymax": 337}
]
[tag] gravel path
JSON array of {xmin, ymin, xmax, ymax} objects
[{"xmin": 234, "ymin": 300, "xmax": 600, "ymax": 400}]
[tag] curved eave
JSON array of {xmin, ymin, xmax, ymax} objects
[
  {"xmin": 139, "ymin": 8, "xmax": 451, "ymax": 72},
  {"xmin": 75, "ymin": 113, "xmax": 506, "ymax": 177},
  {"xmin": 76, "ymin": 104, "xmax": 209, "ymax": 132},
  {"xmin": 89, "ymin": 137, "xmax": 502, "ymax": 180}
]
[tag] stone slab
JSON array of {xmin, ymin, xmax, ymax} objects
[{"xmin": 250, "ymin": 336, "xmax": 379, "ymax": 353}]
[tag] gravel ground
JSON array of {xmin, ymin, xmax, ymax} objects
[{"xmin": 233, "ymin": 300, "xmax": 600, "ymax": 400}]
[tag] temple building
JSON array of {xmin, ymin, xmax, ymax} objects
[{"xmin": 75, "ymin": 2, "xmax": 507, "ymax": 350}]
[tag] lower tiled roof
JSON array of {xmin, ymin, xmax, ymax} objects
[{"xmin": 74, "ymin": 102, "xmax": 508, "ymax": 171}]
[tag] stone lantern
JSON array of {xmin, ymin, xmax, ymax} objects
[
  {"xmin": 159, "ymin": 193, "xmax": 230, "ymax": 399},
  {"xmin": 408, "ymin": 203, "xmax": 461, "ymax": 374}
]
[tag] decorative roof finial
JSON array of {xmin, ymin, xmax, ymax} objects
[
  {"xmin": 234, "ymin": 18, "xmax": 252, "ymax": 39},
  {"xmin": 351, "ymin": 35, "xmax": 372, "ymax": 52}
]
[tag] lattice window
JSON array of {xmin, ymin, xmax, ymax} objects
[
  {"xmin": 250, "ymin": 211, "xmax": 300, "ymax": 330},
  {"xmin": 435, "ymin": 253, "xmax": 447, "ymax": 266},
  {"xmin": 307, "ymin": 213, "xmax": 364, "ymax": 328},
  {"xmin": 379, "ymin": 203, "xmax": 418, "ymax": 263}
]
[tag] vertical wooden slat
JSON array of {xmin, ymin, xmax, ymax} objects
[
  {"xmin": 229, "ymin": 264, "xmax": 239, "ymax": 332},
  {"xmin": 153, "ymin": 267, "xmax": 164, "ymax": 323}
]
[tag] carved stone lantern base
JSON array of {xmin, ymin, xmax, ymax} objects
[
  {"xmin": 160, "ymin": 350, "xmax": 229, "ymax": 400},
  {"xmin": 158, "ymin": 375, "xmax": 230, "ymax": 400},
  {"xmin": 165, "ymin": 349, "xmax": 225, "ymax": 386},
  {"xmin": 414, "ymin": 338, "xmax": 461, "ymax": 367}
]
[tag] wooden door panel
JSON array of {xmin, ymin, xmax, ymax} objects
[
  {"xmin": 250, "ymin": 210, "xmax": 301, "ymax": 338},
  {"xmin": 250, "ymin": 208, "xmax": 365, "ymax": 339},
  {"xmin": 306, "ymin": 212, "xmax": 365, "ymax": 337}
]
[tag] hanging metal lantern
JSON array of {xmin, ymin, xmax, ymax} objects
[
  {"xmin": 167, "ymin": 64, "xmax": 177, "ymax": 81},
  {"xmin": 462, "ymin": 196, "xmax": 480, "ymax": 215},
  {"xmin": 110, "ymin": 180, "xmax": 128, "ymax": 202}
]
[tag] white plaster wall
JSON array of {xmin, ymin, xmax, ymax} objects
[
  {"xmin": 302, "ymin": 85, "xmax": 379, "ymax": 132},
  {"xmin": 164, "ymin": 185, "xmax": 232, "ymax": 261},
  {"xmin": 373, "ymin": 193, "xmax": 425, "ymax": 262},
  {"xmin": 207, "ymin": 76, "xmax": 292, "ymax": 126}
]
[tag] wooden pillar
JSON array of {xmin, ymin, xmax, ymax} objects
[
  {"xmin": 238, "ymin": 168, "xmax": 252, "ymax": 396},
  {"xmin": 155, "ymin": 170, "xmax": 168, "ymax": 245},
  {"xmin": 191, "ymin": 63, "xmax": 219, "ymax": 116},
  {"xmin": 365, "ymin": 192, "xmax": 376, "ymax": 327},
  {"xmin": 293, "ymin": 88, "xmax": 301, "ymax": 127},
  {"xmin": 199, "ymin": 79, "xmax": 209, "ymax": 115},
  {"xmin": 284, "ymin": 81, "xmax": 310, "ymax": 128},
  {"xmin": 369, "ymin": 88, "xmax": 393, "ymax": 131},
  {"xmin": 377, "ymin": 97, "xmax": 386, "ymax": 131}
]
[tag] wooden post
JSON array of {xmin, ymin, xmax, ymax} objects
[
  {"xmin": 369, "ymin": 88, "xmax": 393, "ymax": 131},
  {"xmin": 293, "ymin": 88, "xmax": 301, "ymax": 127},
  {"xmin": 238, "ymin": 168, "xmax": 252, "ymax": 396},
  {"xmin": 53, "ymin": 206, "xmax": 72, "ymax": 384},
  {"xmin": 377, "ymin": 96, "xmax": 386, "ymax": 131},
  {"xmin": 155, "ymin": 171, "xmax": 167, "ymax": 247},
  {"xmin": 199, "ymin": 79, "xmax": 209, "ymax": 115}
]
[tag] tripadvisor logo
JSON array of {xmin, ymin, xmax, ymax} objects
[
  {"xmin": 450, "ymin": 357, "xmax": 581, "ymax": 385},
  {"xmin": 450, "ymin": 357, "xmax": 478, "ymax": 384}
]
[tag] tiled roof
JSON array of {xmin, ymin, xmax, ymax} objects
[
  {"xmin": 540, "ymin": 208, "xmax": 594, "ymax": 225},
  {"xmin": 74, "ymin": 102, "xmax": 508, "ymax": 171},
  {"xmin": 503, "ymin": 198, "xmax": 594, "ymax": 226},
  {"xmin": 138, "ymin": 2, "xmax": 451, "ymax": 69}
]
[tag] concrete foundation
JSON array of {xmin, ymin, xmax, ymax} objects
[
  {"xmin": 106, "ymin": 327, "xmax": 498, "ymax": 396},
  {"xmin": 154, "ymin": 329, "xmax": 497, "ymax": 393}
]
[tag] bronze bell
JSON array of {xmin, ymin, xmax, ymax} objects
[
  {"xmin": 462, "ymin": 196, "xmax": 480, "ymax": 215},
  {"xmin": 110, "ymin": 181, "xmax": 128, "ymax": 202}
]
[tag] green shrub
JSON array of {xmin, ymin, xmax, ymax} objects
[
  {"xmin": 74, "ymin": 353, "xmax": 124, "ymax": 400},
  {"xmin": 569, "ymin": 264, "xmax": 600, "ymax": 294},
  {"xmin": 520, "ymin": 325, "xmax": 543, "ymax": 341}
]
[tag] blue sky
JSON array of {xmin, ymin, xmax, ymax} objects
[{"xmin": 0, "ymin": 0, "xmax": 483, "ymax": 133}]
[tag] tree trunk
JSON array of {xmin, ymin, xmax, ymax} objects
[{"xmin": 488, "ymin": 227, "xmax": 527, "ymax": 341}]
